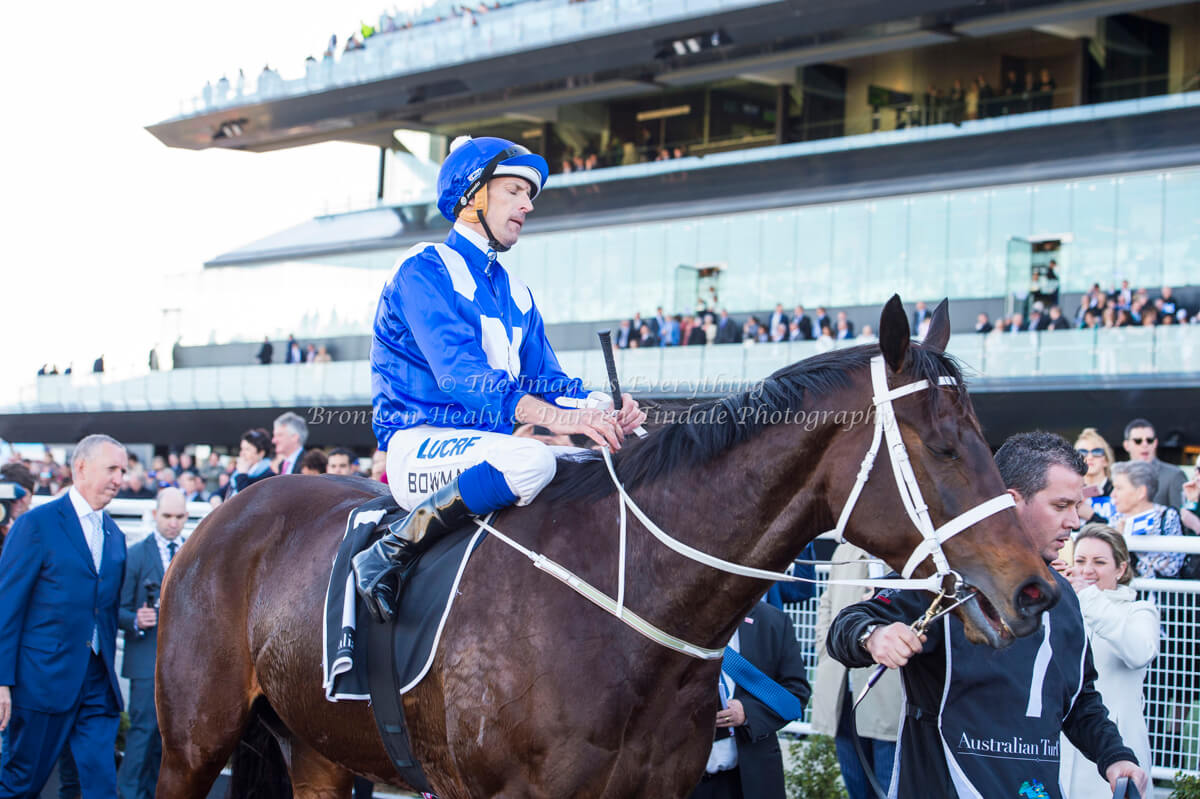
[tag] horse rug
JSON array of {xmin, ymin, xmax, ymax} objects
[{"xmin": 322, "ymin": 495, "xmax": 487, "ymax": 701}]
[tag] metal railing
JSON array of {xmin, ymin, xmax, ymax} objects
[{"xmin": 7, "ymin": 325, "xmax": 1198, "ymax": 414}]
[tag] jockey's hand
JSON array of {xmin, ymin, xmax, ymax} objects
[
  {"xmin": 615, "ymin": 394, "xmax": 647, "ymax": 436},
  {"xmin": 864, "ymin": 622, "xmax": 926, "ymax": 669},
  {"xmin": 517, "ymin": 395, "xmax": 624, "ymax": 450}
]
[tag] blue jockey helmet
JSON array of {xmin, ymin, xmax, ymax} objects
[{"xmin": 436, "ymin": 135, "xmax": 549, "ymax": 225}]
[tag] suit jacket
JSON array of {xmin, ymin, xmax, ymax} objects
[
  {"xmin": 727, "ymin": 602, "xmax": 812, "ymax": 799},
  {"xmin": 285, "ymin": 343, "xmax": 302, "ymax": 363},
  {"xmin": 256, "ymin": 341, "xmax": 274, "ymax": 364},
  {"xmin": 714, "ymin": 318, "xmax": 741, "ymax": 344},
  {"xmin": 282, "ymin": 448, "xmax": 305, "ymax": 475},
  {"xmin": 912, "ymin": 309, "xmax": 930, "ymax": 329},
  {"xmin": 1154, "ymin": 459, "xmax": 1186, "ymax": 508},
  {"xmin": 0, "ymin": 494, "xmax": 126, "ymax": 713},
  {"xmin": 119, "ymin": 534, "xmax": 167, "ymax": 679},
  {"xmin": 794, "ymin": 315, "xmax": 814, "ymax": 340}
]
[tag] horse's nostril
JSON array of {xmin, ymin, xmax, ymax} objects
[{"xmin": 1014, "ymin": 578, "xmax": 1053, "ymax": 618}]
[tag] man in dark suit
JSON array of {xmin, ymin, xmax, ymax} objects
[
  {"xmin": 0, "ymin": 434, "xmax": 128, "ymax": 797},
  {"xmin": 256, "ymin": 336, "xmax": 274, "ymax": 365},
  {"xmin": 714, "ymin": 310, "xmax": 741, "ymax": 344},
  {"xmin": 284, "ymin": 334, "xmax": 303, "ymax": 364},
  {"xmin": 116, "ymin": 488, "xmax": 187, "ymax": 799},
  {"xmin": 690, "ymin": 601, "xmax": 811, "ymax": 799},
  {"xmin": 791, "ymin": 305, "xmax": 814, "ymax": 341},
  {"xmin": 272, "ymin": 411, "xmax": 309, "ymax": 475}
]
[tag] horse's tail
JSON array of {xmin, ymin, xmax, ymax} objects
[{"xmin": 228, "ymin": 698, "xmax": 292, "ymax": 799}]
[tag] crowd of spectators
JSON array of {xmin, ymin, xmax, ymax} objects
[
  {"xmin": 614, "ymin": 298, "xmax": 879, "ymax": 352},
  {"xmin": 255, "ymin": 334, "xmax": 335, "ymax": 365},
  {"xmin": 975, "ymin": 282, "xmax": 1195, "ymax": 335},
  {"xmin": 558, "ymin": 130, "xmax": 688, "ymax": 175},
  {"xmin": 908, "ymin": 68, "xmax": 1058, "ymax": 128}
]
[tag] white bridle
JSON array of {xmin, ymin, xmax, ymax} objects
[{"xmin": 475, "ymin": 354, "xmax": 1016, "ymax": 659}]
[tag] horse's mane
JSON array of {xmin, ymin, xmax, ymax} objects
[{"xmin": 541, "ymin": 343, "xmax": 965, "ymax": 503}]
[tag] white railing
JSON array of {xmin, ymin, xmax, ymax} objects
[
  {"xmin": 29, "ymin": 495, "xmax": 213, "ymax": 544},
  {"xmin": 174, "ymin": 0, "xmax": 769, "ymax": 119},
  {"xmin": 7, "ymin": 325, "xmax": 1199, "ymax": 415}
]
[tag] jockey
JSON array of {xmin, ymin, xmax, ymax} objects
[{"xmin": 354, "ymin": 135, "xmax": 646, "ymax": 623}]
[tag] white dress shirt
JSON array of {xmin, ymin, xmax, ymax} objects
[
  {"xmin": 68, "ymin": 487, "xmax": 104, "ymax": 653},
  {"xmin": 705, "ymin": 629, "xmax": 740, "ymax": 773},
  {"xmin": 153, "ymin": 531, "xmax": 186, "ymax": 576}
]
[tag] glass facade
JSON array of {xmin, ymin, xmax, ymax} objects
[
  {"xmin": 501, "ymin": 163, "xmax": 1200, "ymax": 323},
  {"xmin": 172, "ymin": 162, "xmax": 1199, "ymax": 346}
]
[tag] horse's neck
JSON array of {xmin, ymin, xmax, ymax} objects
[{"xmin": 619, "ymin": 432, "xmax": 834, "ymax": 651}]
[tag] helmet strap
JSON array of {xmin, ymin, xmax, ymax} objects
[{"xmin": 476, "ymin": 208, "xmax": 511, "ymax": 253}]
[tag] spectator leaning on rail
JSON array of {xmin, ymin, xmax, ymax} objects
[
  {"xmin": 356, "ymin": 135, "xmax": 646, "ymax": 624},
  {"xmin": 827, "ymin": 432, "xmax": 1147, "ymax": 798},
  {"xmin": 1057, "ymin": 523, "xmax": 1158, "ymax": 799}
]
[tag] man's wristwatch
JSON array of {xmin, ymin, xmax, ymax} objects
[{"xmin": 857, "ymin": 623, "xmax": 881, "ymax": 652}]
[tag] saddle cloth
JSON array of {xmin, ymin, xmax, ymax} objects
[{"xmin": 322, "ymin": 495, "xmax": 487, "ymax": 701}]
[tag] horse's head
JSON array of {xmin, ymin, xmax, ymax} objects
[{"xmin": 834, "ymin": 296, "xmax": 1058, "ymax": 645}]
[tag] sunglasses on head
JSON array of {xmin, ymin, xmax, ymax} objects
[
  {"xmin": 1130, "ymin": 436, "xmax": 1156, "ymax": 445},
  {"xmin": 1077, "ymin": 447, "xmax": 1107, "ymax": 458}
]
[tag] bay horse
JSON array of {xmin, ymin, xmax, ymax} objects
[{"xmin": 156, "ymin": 297, "xmax": 1058, "ymax": 798}]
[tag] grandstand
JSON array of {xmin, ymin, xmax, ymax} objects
[
  {"xmin": 4, "ymin": 0, "xmax": 1199, "ymax": 456},
  {"xmin": 4, "ymin": 0, "xmax": 1200, "ymax": 793}
]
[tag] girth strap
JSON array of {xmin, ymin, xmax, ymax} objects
[{"xmin": 367, "ymin": 615, "xmax": 435, "ymax": 794}]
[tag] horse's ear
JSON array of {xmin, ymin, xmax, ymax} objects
[
  {"xmin": 878, "ymin": 295, "xmax": 910, "ymax": 373},
  {"xmin": 923, "ymin": 299, "xmax": 951, "ymax": 354}
]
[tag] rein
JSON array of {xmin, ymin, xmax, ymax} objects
[{"xmin": 477, "ymin": 355, "xmax": 1014, "ymax": 660}]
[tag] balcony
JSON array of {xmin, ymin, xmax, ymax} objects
[{"xmin": 7, "ymin": 325, "xmax": 1198, "ymax": 416}]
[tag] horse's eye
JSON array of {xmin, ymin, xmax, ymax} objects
[{"xmin": 927, "ymin": 444, "xmax": 959, "ymax": 461}]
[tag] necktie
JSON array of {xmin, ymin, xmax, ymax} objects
[
  {"xmin": 87, "ymin": 512, "xmax": 103, "ymax": 654},
  {"xmin": 167, "ymin": 541, "xmax": 178, "ymax": 563}
]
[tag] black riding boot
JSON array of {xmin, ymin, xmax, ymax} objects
[{"xmin": 352, "ymin": 478, "xmax": 474, "ymax": 623}]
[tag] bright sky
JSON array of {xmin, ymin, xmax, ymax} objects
[{"xmin": 1, "ymin": 1, "xmax": 418, "ymax": 388}]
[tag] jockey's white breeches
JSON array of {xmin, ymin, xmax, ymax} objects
[{"xmin": 385, "ymin": 426, "xmax": 558, "ymax": 510}]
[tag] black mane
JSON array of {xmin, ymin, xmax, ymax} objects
[{"xmin": 540, "ymin": 343, "xmax": 965, "ymax": 503}]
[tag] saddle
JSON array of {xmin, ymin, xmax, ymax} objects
[{"xmin": 322, "ymin": 496, "xmax": 488, "ymax": 795}]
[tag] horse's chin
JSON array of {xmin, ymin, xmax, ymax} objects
[{"xmin": 959, "ymin": 592, "xmax": 1018, "ymax": 648}]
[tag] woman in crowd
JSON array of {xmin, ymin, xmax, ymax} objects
[
  {"xmin": 231, "ymin": 428, "xmax": 275, "ymax": 495},
  {"xmin": 1075, "ymin": 428, "xmax": 1116, "ymax": 522},
  {"xmin": 1059, "ymin": 524, "xmax": 1158, "ymax": 798},
  {"xmin": 1109, "ymin": 460, "xmax": 1184, "ymax": 575},
  {"xmin": 1109, "ymin": 458, "xmax": 1189, "ymax": 767}
]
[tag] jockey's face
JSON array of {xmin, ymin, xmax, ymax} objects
[{"xmin": 464, "ymin": 176, "xmax": 534, "ymax": 249}]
